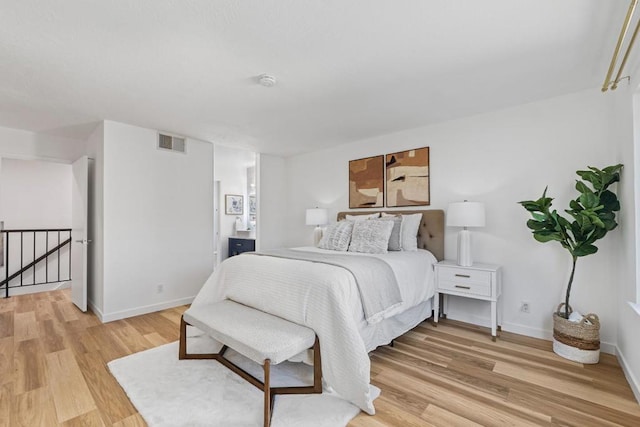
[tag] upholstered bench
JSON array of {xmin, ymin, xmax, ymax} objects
[{"xmin": 179, "ymin": 300, "xmax": 322, "ymax": 427}]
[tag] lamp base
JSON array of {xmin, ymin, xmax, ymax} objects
[
  {"xmin": 457, "ymin": 229, "xmax": 473, "ymax": 267},
  {"xmin": 313, "ymin": 226, "xmax": 323, "ymax": 246}
]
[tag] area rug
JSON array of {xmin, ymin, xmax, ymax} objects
[{"xmin": 108, "ymin": 338, "xmax": 379, "ymax": 427}]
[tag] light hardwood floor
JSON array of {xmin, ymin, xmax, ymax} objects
[{"xmin": 1, "ymin": 289, "xmax": 639, "ymax": 426}]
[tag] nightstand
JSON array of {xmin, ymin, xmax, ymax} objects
[
  {"xmin": 228, "ymin": 237, "xmax": 255, "ymax": 257},
  {"xmin": 433, "ymin": 260, "xmax": 502, "ymax": 341}
]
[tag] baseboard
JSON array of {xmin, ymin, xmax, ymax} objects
[
  {"xmin": 8, "ymin": 281, "xmax": 70, "ymax": 297},
  {"xmin": 446, "ymin": 312, "xmax": 616, "ymax": 355},
  {"xmin": 99, "ymin": 296, "xmax": 195, "ymax": 323},
  {"xmin": 88, "ymin": 299, "xmax": 104, "ymax": 322},
  {"xmin": 617, "ymin": 345, "xmax": 640, "ymax": 404}
]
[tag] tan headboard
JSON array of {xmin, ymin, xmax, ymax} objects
[{"xmin": 336, "ymin": 210, "xmax": 445, "ymax": 261}]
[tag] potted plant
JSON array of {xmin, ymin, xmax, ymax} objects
[{"xmin": 519, "ymin": 164, "xmax": 622, "ymax": 363}]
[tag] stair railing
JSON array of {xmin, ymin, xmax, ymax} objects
[{"xmin": 1, "ymin": 229, "xmax": 72, "ymax": 298}]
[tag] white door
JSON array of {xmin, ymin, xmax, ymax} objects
[{"xmin": 71, "ymin": 156, "xmax": 89, "ymax": 312}]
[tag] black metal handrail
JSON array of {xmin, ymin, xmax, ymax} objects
[{"xmin": 1, "ymin": 229, "xmax": 72, "ymax": 298}]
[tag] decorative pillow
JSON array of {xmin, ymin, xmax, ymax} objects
[
  {"xmin": 348, "ymin": 219, "xmax": 394, "ymax": 254},
  {"xmin": 398, "ymin": 213, "xmax": 422, "ymax": 251},
  {"xmin": 318, "ymin": 221, "xmax": 354, "ymax": 251},
  {"xmin": 378, "ymin": 216, "xmax": 402, "ymax": 251},
  {"xmin": 345, "ymin": 213, "xmax": 380, "ymax": 221}
]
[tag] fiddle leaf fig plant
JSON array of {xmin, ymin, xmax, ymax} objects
[{"xmin": 519, "ymin": 164, "xmax": 623, "ymax": 319}]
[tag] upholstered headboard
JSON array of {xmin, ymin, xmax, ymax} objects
[{"xmin": 336, "ymin": 210, "xmax": 445, "ymax": 261}]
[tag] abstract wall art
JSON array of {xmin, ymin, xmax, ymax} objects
[
  {"xmin": 385, "ymin": 147, "xmax": 430, "ymax": 207},
  {"xmin": 349, "ymin": 155, "xmax": 384, "ymax": 208}
]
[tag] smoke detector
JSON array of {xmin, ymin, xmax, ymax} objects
[{"xmin": 258, "ymin": 74, "xmax": 277, "ymax": 87}]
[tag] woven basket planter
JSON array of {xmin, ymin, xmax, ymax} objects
[{"xmin": 552, "ymin": 303, "xmax": 600, "ymax": 364}]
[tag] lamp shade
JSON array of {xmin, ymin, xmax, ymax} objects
[
  {"xmin": 446, "ymin": 201, "xmax": 486, "ymax": 227},
  {"xmin": 305, "ymin": 208, "xmax": 328, "ymax": 226}
]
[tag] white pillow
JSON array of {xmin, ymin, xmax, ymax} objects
[
  {"xmin": 399, "ymin": 213, "xmax": 422, "ymax": 251},
  {"xmin": 348, "ymin": 219, "xmax": 394, "ymax": 254},
  {"xmin": 378, "ymin": 216, "xmax": 402, "ymax": 251},
  {"xmin": 318, "ymin": 221, "xmax": 354, "ymax": 251},
  {"xmin": 345, "ymin": 213, "xmax": 380, "ymax": 221}
]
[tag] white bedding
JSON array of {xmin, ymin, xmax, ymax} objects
[
  {"xmin": 187, "ymin": 247, "xmax": 437, "ymax": 414},
  {"xmin": 295, "ymin": 247, "xmax": 437, "ymax": 329}
]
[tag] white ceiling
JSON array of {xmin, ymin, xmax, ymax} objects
[{"xmin": 0, "ymin": 0, "xmax": 633, "ymax": 156}]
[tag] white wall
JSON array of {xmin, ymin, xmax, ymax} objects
[
  {"xmin": 284, "ymin": 88, "xmax": 626, "ymax": 352},
  {"xmin": 98, "ymin": 121, "xmax": 214, "ymax": 321},
  {"xmin": 0, "ymin": 125, "xmax": 86, "ymax": 163},
  {"xmin": 213, "ymin": 144, "xmax": 255, "ymax": 260},
  {"xmin": 615, "ymin": 83, "xmax": 640, "ymax": 401},
  {"xmin": 0, "ymin": 158, "xmax": 72, "ymax": 228},
  {"xmin": 257, "ymin": 154, "xmax": 287, "ymax": 251},
  {"xmin": 0, "ymin": 158, "xmax": 73, "ymax": 295},
  {"xmin": 86, "ymin": 123, "xmax": 104, "ymax": 315}
]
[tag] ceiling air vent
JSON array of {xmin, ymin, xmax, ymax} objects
[{"xmin": 158, "ymin": 133, "xmax": 186, "ymax": 153}]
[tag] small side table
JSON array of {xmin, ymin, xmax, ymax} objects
[{"xmin": 433, "ymin": 260, "xmax": 502, "ymax": 341}]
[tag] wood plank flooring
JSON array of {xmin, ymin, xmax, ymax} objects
[{"xmin": 0, "ymin": 289, "xmax": 638, "ymax": 426}]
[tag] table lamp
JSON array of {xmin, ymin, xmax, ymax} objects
[
  {"xmin": 446, "ymin": 201, "xmax": 486, "ymax": 266},
  {"xmin": 306, "ymin": 208, "xmax": 328, "ymax": 245}
]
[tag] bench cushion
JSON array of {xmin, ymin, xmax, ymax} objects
[{"xmin": 183, "ymin": 300, "xmax": 316, "ymax": 365}]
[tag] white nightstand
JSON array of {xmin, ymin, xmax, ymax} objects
[{"xmin": 433, "ymin": 260, "xmax": 502, "ymax": 341}]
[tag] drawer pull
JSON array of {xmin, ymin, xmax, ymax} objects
[
  {"xmin": 236, "ymin": 243, "xmax": 243, "ymax": 247},
  {"xmin": 455, "ymin": 274, "xmax": 471, "ymax": 278},
  {"xmin": 454, "ymin": 285, "xmax": 471, "ymax": 289}
]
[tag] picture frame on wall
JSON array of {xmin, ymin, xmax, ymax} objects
[
  {"xmin": 249, "ymin": 195, "xmax": 256, "ymax": 215},
  {"xmin": 385, "ymin": 146, "xmax": 430, "ymax": 207},
  {"xmin": 349, "ymin": 155, "xmax": 384, "ymax": 209},
  {"xmin": 225, "ymin": 194, "xmax": 244, "ymax": 215}
]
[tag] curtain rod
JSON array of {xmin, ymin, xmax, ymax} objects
[{"xmin": 602, "ymin": 0, "xmax": 639, "ymax": 92}]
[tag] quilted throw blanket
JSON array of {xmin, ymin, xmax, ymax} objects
[
  {"xmin": 188, "ymin": 250, "xmax": 395, "ymax": 414},
  {"xmin": 247, "ymin": 248, "xmax": 403, "ymax": 324}
]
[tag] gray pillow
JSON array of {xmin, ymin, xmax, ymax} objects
[
  {"xmin": 348, "ymin": 219, "xmax": 394, "ymax": 254},
  {"xmin": 399, "ymin": 213, "xmax": 422, "ymax": 251},
  {"xmin": 318, "ymin": 221, "xmax": 354, "ymax": 251},
  {"xmin": 345, "ymin": 213, "xmax": 380, "ymax": 221},
  {"xmin": 378, "ymin": 216, "xmax": 402, "ymax": 251}
]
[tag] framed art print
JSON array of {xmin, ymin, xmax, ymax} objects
[
  {"xmin": 249, "ymin": 195, "xmax": 256, "ymax": 215},
  {"xmin": 225, "ymin": 194, "xmax": 244, "ymax": 215},
  {"xmin": 385, "ymin": 147, "xmax": 430, "ymax": 207},
  {"xmin": 349, "ymin": 155, "xmax": 384, "ymax": 208}
]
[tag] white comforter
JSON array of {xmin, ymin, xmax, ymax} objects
[{"xmin": 188, "ymin": 247, "xmax": 437, "ymax": 414}]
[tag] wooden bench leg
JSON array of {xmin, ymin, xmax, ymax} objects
[
  {"xmin": 264, "ymin": 359, "xmax": 271, "ymax": 427},
  {"xmin": 313, "ymin": 336, "xmax": 322, "ymax": 393},
  {"xmin": 178, "ymin": 316, "xmax": 218, "ymax": 360},
  {"xmin": 179, "ymin": 316, "xmax": 188, "ymax": 359}
]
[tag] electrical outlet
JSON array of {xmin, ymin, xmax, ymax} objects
[
  {"xmin": 520, "ymin": 301, "xmax": 530, "ymax": 313},
  {"xmin": 157, "ymin": 284, "xmax": 164, "ymax": 294}
]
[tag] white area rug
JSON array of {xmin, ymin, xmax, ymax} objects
[{"xmin": 108, "ymin": 339, "xmax": 379, "ymax": 427}]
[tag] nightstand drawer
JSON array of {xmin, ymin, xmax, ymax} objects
[
  {"xmin": 437, "ymin": 268, "xmax": 491, "ymax": 285},
  {"xmin": 228, "ymin": 238, "xmax": 255, "ymax": 257},
  {"xmin": 438, "ymin": 279, "xmax": 491, "ymax": 297}
]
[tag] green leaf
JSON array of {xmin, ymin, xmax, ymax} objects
[
  {"xmin": 575, "ymin": 180, "xmax": 591, "ymax": 194},
  {"xmin": 602, "ymin": 164, "xmax": 623, "ymax": 174},
  {"xmin": 576, "ymin": 172, "xmax": 599, "ymax": 190},
  {"xmin": 533, "ymin": 231, "xmax": 563, "ymax": 243},
  {"xmin": 569, "ymin": 199, "xmax": 582, "ymax": 211},
  {"xmin": 579, "ymin": 192, "xmax": 599, "ymax": 209},
  {"xmin": 531, "ymin": 212, "xmax": 546, "ymax": 221},
  {"xmin": 600, "ymin": 190, "xmax": 620, "ymax": 212},
  {"xmin": 588, "ymin": 214, "xmax": 605, "ymax": 228},
  {"xmin": 526, "ymin": 219, "xmax": 547, "ymax": 231},
  {"xmin": 574, "ymin": 244, "xmax": 598, "ymax": 257}
]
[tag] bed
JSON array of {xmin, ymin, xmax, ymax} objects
[{"xmin": 186, "ymin": 209, "xmax": 444, "ymax": 415}]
